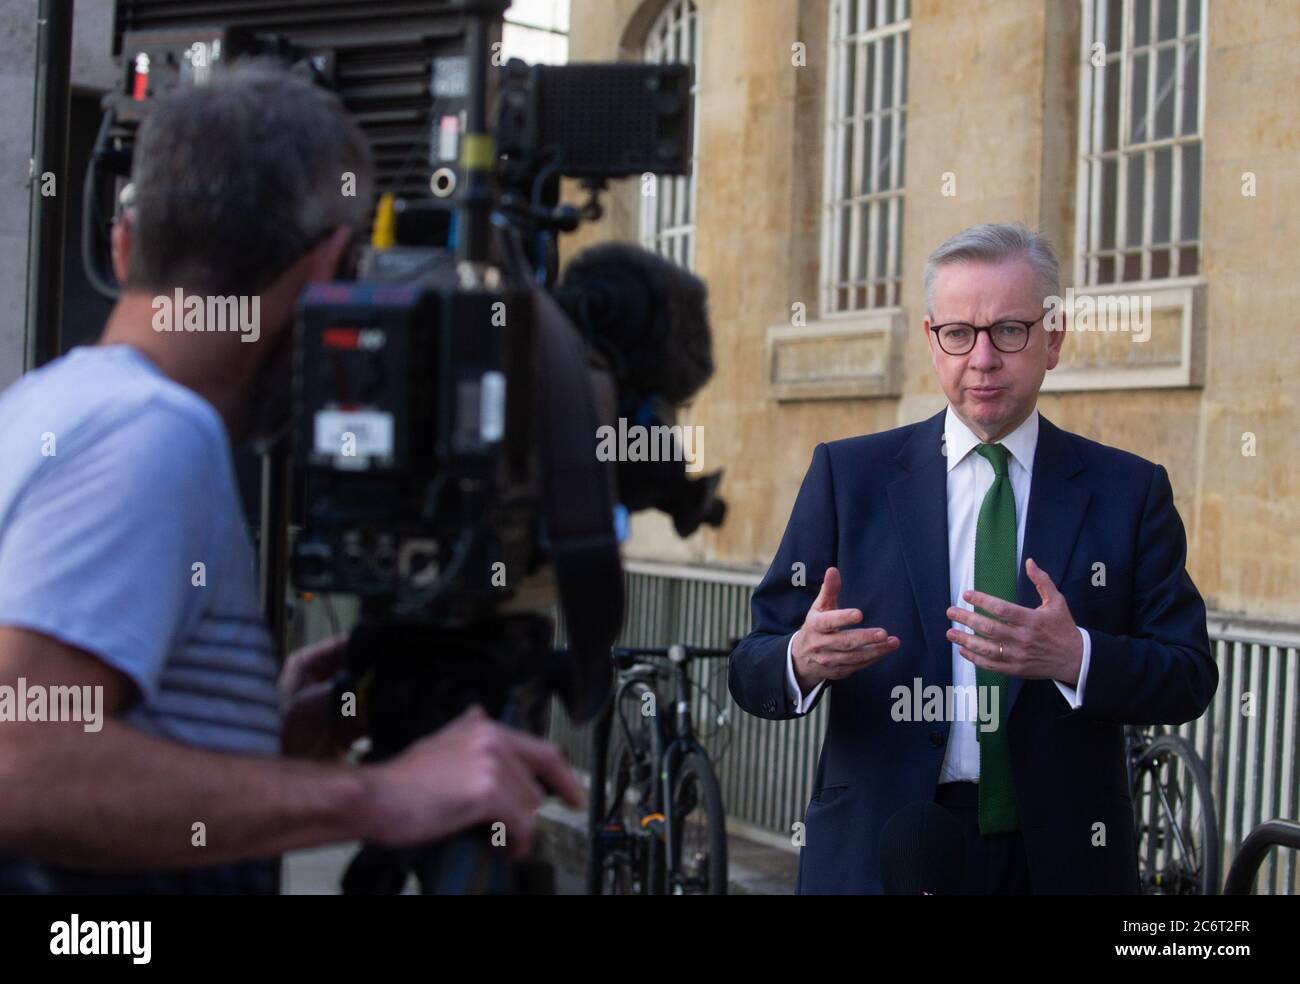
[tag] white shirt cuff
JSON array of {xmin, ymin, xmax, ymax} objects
[
  {"xmin": 1053, "ymin": 626, "xmax": 1091, "ymax": 709},
  {"xmin": 786, "ymin": 631, "xmax": 825, "ymax": 715}
]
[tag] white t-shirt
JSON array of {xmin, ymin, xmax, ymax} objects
[{"xmin": 0, "ymin": 344, "xmax": 280, "ymax": 755}]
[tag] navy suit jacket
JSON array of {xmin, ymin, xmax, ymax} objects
[{"xmin": 728, "ymin": 409, "xmax": 1217, "ymax": 894}]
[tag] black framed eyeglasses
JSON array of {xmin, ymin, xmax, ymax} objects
[{"xmin": 929, "ymin": 316, "xmax": 1043, "ymax": 355}]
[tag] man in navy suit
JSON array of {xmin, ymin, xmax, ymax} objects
[{"xmin": 729, "ymin": 223, "xmax": 1217, "ymax": 894}]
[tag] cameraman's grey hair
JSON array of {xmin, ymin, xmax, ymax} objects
[
  {"xmin": 922, "ymin": 222, "xmax": 1060, "ymax": 317},
  {"xmin": 127, "ymin": 58, "xmax": 374, "ymax": 297}
]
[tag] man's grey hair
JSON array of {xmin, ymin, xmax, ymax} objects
[
  {"xmin": 127, "ymin": 59, "xmax": 374, "ymax": 296},
  {"xmin": 922, "ymin": 222, "xmax": 1060, "ymax": 316}
]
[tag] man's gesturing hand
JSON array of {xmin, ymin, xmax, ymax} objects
[
  {"xmin": 361, "ymin": 705, "xmax": 584, "ymax": 861},
  {"xmin": 946, "ymin": 557, "xmax": 1085, "ymax": 687},
  {"xmin": 791, "ymin": 566, "xmax": 899, "ymax": 693}
]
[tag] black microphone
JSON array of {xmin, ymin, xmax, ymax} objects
[{"xmin": 879, "ymin": 800, "xmax": 966, "ymax": 895}]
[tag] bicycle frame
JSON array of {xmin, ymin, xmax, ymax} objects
[
  {"xmin": 603, "ymin": 644, "xmax": 725, "ymax": 894},
  {"xmin": 657, "ymin": 649, "xmax": 712, "ymax": 894}
]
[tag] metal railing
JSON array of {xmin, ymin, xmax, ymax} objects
[
  {"xmin": 548, "ymin": 561, "xmax": 1300, "ymax": 891},
  {"xmin": 1188, "ymin": 615, "xmax": 1300, "ymax": 894}
]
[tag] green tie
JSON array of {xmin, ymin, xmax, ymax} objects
[{"xmin": 973, "ymin": 443, "xmax": 1020, "ymax": 834}]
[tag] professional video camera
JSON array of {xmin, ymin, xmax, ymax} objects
[{"xmin": 88, "ymin": 0, "xmax": 726, "ymax": 892}]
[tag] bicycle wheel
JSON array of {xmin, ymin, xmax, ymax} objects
[
  {"xmin": 598, "ymin": 684, "xmax": 662, "ymax": 895},
  {"xmin": 1131, "ymin": 734, "xmax": 1220, "ymax": 895},
  {"xmin": 669, "ymin": 751, "xmax": 728, "ymax": 895}
]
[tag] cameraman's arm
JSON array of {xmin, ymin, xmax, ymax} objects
[{"xmin": 0, "ymin": 626, "xmax": 581, "ymax": 868}]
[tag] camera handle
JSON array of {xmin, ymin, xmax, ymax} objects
[{"xmin": 338, "ymin": 613, "xmax": 563, "ymax": 895}]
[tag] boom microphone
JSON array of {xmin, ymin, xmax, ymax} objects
[
  {"xmin": 554, "ymin": 241, "xmax": 712, "ymax": 404},
  {"xmin": 554, "ymin": 242, "xmax": 725, "ymax": 537}
]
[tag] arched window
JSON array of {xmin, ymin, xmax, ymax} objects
[
  {"xmin": 641, "ymin": 0, "xmax": 699, "ymax": 269},
  {"xmin": 821, "ymin": 0, "xmax": 909, "ymax": 313}
]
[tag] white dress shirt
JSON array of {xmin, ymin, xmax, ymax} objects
[{"xmin": 784, "ymin": 406, "xmax": 1091, "ymax": 781}]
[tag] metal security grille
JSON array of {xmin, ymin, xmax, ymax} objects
[
  {"xmin": 549, "ymin": 562, "xmax": 1300, "ymax": 890},
  {"xmin": 640, "ymin": 0, "xmax": 699, "ymax": 271},
  {"xmin": 1187, "ymin": 618, "xmax": 1300, "ymax": 895},
  {"xmin": 112, "ymin": 1, "xmax": 484, "ymax": 202},
  {"xmin": 1075, "ymin": 0, "xmax": 1206, "ymax": 285},
  {"xmin": 113, "ymin": 1, "xmax": 469, "ymax": 47},
  {"xmin": 820, "ymin": 0, "xmax": 909, "ymax": 314}
]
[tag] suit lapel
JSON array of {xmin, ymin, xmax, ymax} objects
[
  {"xmin": 1008, "ymin": 413, "xmax": 1090, "ymax": 716},
  {"xmin": 887, "ymin": 410, "xmax": 952, "ymax": 689}
]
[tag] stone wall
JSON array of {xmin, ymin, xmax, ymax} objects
[{"xmin": 564, "ymin": 0, "xmax": 1300, "ymax": 621}]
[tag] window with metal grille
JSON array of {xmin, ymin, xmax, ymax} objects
[
  {"xmin": 1076, "ymin": 0, "xmax": 1205, "ymax": 285},
  {"xmin": 641, "ymin": 0, "xmax": 699, "ymax": 270},
  {"xmin": 821, "ymin": 0, "xmax": 909, "ymax": 314}
]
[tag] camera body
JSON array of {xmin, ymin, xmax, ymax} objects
[
  {"xmin": 292, "ymin": 268, "xmax": 538, "ymax": 620},
  {"xmin": 95, "ymin": 1, "xmax": 706, "ymax": 729},
  {"xmin": 283, "ymin": 51, "xmax": 696, "ymax": 627}
]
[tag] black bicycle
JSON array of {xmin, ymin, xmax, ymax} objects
[
  {"xmin": 1125, "ymin": 724, "xmax": 1220, "ymax": 894},
  {"xmin": 587, "ymin": 644, "xmax": 731, "ymax": 895}
]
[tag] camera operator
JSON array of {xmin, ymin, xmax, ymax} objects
[{"xmin": 0, "ymin": 62, "xmax": 580, "ymax": 894}]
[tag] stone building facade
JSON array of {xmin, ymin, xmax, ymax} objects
[{"xmin": 563, "ymin": 0, "xmax": 1300, "ymax": 626}]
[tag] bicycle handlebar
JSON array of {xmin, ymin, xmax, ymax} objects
[
  {"xmin": 551, "ymin": 643, "xmax": 737, "ymax": 667},
  {"xmin": 611, "ymin": 644, "xmax": 734, "ymax": 667}
]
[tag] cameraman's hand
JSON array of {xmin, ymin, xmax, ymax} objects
[
  {"xmin": 361, "ymin": 705, "xmax": 584, "ymax": 860},
  {"xmin": 280, "ymin": 634, "xmax": 364, "ymax": 760}
]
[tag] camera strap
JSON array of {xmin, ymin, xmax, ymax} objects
[{"xmin": 531, "ymin": 287, "xmax": 623, "ymax": 723}]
